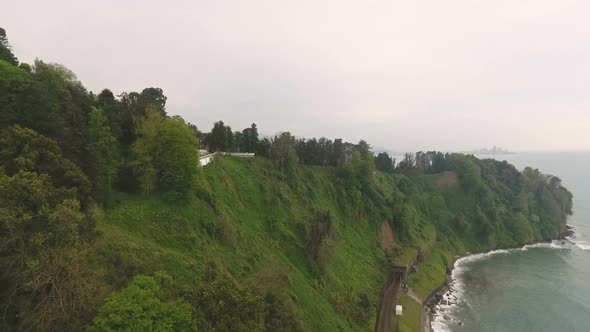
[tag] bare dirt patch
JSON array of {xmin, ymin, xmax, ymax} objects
[
  {"xmin": 436, "ymin": 171, "xmax": 459, "ymax": 189},
  {"xmin": 379, "ymin": 222, "xmax": 396, "ymax": 254}
]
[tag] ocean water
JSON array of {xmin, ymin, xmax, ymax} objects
[{"xmin": 432, "ymin": 151, "xmax": 590, "ymax": 332}]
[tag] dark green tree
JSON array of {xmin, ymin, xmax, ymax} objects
[
  {"xmin": 263, "ymin": 292, "xmax": 304, "ymax": 332},
  {"xmin": 186, "ymin": 277, "xmax": 264, "ymax": 331},
  {"xmin": 140, "ymin": 87, "xmax": 167, "ymax": 116},
  {"xmin": 0, "ymin": 60, "xmax": 34, "ymax": 129},
  {"xmin": 0, "ymin": 125, "xmax": 91, "ymax": 206},
  {"xmin": 0, "ymin": 60, "xmax": 93, "ymax": 173},
  {"xmin": 241, "ymin": 123, "xmax": 259, "ymax": 153},
  {"xmin": 30, "ymin": 60, "xmax": 93, "ymax": 170},
  {"xmin": 96, "ymin": 88, "xmax": 124, "ymax": 139},
  {"xmin": 88, "ymin": 108, "xmax": 119, "ymax": 206},
  {"xmin": 0, "ymin": 132, "xmax": 96, "ymax": 330},
  {"xmin": 130, "ymin": 107, "xmax": 162, "ymax": 195},
  {"xmin": 330, "ymin": 138, "xmax": 346, "ymax": 167},
  {"xmin": 375, "ymin": 152, "xmax": 394, "ymax": 173},
  {"xmin": 233, "ymin": 130, "xmax": 244, "ymax": 152},
  {"xmin": 0, "ymin": 28, "xmax": 18, "ymax": 65},
  {"xmin": 356, "ymin": 140, "xmax": 372, "ymax": 160},
  {"xmin": 117, "ymin": 88, "xmax": 167, "ymax": 147},
  {"xmin": 256, "ymin": 137, "xmax": 272, "ymax": 158},
  {"xmin": 396, "ymin": 153, "xmax": 416, "ymax": 173},
  {"xmin": 208, "ymin": 121, "xmax": 228, "ymax": 152},
  {"xmin": 0, "ymin": 172, "xmax": 90, "ymax": 330},
  {"xmin": 270, "ymin": 132, "xmax": 299, "ymax": 176}
]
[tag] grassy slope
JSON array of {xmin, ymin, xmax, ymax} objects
[
  {"xmin": 92, "ymin": 156, "xmax": 500, "ymax": 331},
  {"xmin": 95, "ymin": 157, "xmax": 393, "ymax": 331},
  {"xmin": 396, "ymin": 294, "xmax": 422, "ymax": 332}
]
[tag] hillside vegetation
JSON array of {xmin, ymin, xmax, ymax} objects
[
  {"xmin": 0, "ymin": 30, "xmax": 573, "ymax": 331},
  {"xmin": 90, "ymin": 155, "xmax": 571, "ymax": 332}
]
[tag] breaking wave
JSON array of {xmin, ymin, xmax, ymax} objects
[
  {"xmin": 431, "ymin": 239, "xmax": 576, "ymax": 331},
  {"xmin": 573, "ymin": 242, "xmax": 590, "ymax": 251}
]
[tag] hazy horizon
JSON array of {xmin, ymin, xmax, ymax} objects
[{"xmin": 4, "ymin": 0, "xmax": 590, "ymax": 152}]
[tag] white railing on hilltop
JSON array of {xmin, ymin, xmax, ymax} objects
[
  {"xmin": 216, "ymin": 152, "xmax": 255, "ymax": 157},
  {"xmin": 198, "ymin": 151, "xmax": 255, "ymax": 166}
]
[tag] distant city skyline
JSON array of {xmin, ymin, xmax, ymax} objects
[{"xmin": 3, "ymin": 0, "xmax": 590, "ymax": 152}]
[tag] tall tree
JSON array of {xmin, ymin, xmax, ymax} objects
[
  {"xmin": 130, "ymin": 107, "xmax": 162, "ymax": 195},
  {"xmin": 186, "ymin": 277, "xmax": 264, "ymax": 331},
  {"xmin": 270, "ymin": 132, "xmax": 299, "ymax": 177},
  {"xmin": 118, "ymin": 91, "xmax": 142, "ymax": 146},
  {"xmin": 140, "ymin": 87, "xmax": 167, "ymax": 116},
  {"xmin": 256, "ymin": 137, "xmax": 271, "ymax": 158},
  {"xmin": 331, "ymin": 138, "xmax": 346, "ymax": 167},
  {"xmin": 0, "ymin": 60, "xmax": 34, "ymax": 129},
  {"xmin": 208, "ymin": 121, "xmax": 224, "ymax": 152},
  {"xmin": 241, "ymin": 123, "xmax": 259, "ymax": 153},
  {"xmin": 155, "ymin": 117, "xmax": 199, "ymax": 201},
  {"xmin": 375, "ymin": 152, "xmax": 394, "ymax": 173},
  {"xmin": 117, "ymin": 88, "xmax": 167, "ymax": 147},
  {"xmin": 96, "ymin": 88, "xmax": 123, "ymax": 140},
  {"xmin": 208, "ymin": 121, "xmax": 234, "ymax": 152},
  {"xmin": 88, "ymin": 108, "xmax": 119, "ymax": 205},
  {"xmin": 396, "ymin": 153, "xmax": 416, "ymax": 173},
  {"xmin": 225, "ymin": 124, "xmax": 234, "ymax": 151},
  {"xmin": 430, "ymin": 151, "xmax": 447, "ymax": 173},
  {"xmin": 0, "ymin": 60, "xmax": 93, "ymax": 174},
  {"xmin": 0, "ymin": 28, "xmax": 18, "ymax": 65},
  {"xmin": 233, "ymin": 131, "xmax": 243, "ymax": 152},
  {"xmin": 31, "ymin": 60, "xmax": 92, "ymax": 170},
  {"xmin": 356, "ymin": 140, "xmax": 372, "ymax": 160}
]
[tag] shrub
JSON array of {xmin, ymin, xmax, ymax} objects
[
  {"xmin": 89, "ymin": 274, "xmax": 194, "ymax": 331},
  {"xmin": 186, "ymin": 277, "xmax": 264, "ymax": 331}
]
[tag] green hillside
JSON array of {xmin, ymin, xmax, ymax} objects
[
  {"xmin": 95, "ymin": 156, "xmax": 387, "ymax": 331},
  {"xmin": 91, "ymin": 155, "xmax": 571, "ymax": 331},
  {"xmin": 0, "ymin": 30, "xmax": 573, "ymax": 332}
]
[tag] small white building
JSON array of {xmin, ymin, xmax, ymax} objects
[{"xmin": 395, "ymin": 305, "xmax": 403, "ymax": 317}]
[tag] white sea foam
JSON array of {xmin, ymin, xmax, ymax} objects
[
  {"xmin": 565, "ymin": 225, "xmax": 590, "ymax": 250},
  {"xmin": 432, "ymin": 249, "xmax": 511, "ymax": 330},
  {"xmin": 455, "ymin": 249, "xmax": 510, "ymax": 266},
  {"xmin": 522, "ymin": 241, "xmax": 570, "ymax": 250},
  {"xmin": 574, "ymin": 242, "xmax": 590, "ymax": 250},
  {"xmin": 430, "ymin": 240, "xmax": 574, "ymax": 331},
  {"xmin": 431, "ymin": 316, "xmax": 452, "ymax": 332}
]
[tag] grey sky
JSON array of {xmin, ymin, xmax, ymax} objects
[{"xmin": 3, "ymin": 0, "xmax": 590, "ymax": 152}]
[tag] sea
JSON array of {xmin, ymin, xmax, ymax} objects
[{"xmin": 431, "ymin": 151, "xmax": 590, "ymax": 332}]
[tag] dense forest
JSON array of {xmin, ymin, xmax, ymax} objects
[{"xmin": 0, "ymin": 29, "xmax": 573, "ymax": 331}]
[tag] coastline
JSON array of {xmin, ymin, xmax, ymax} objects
[{"xmin": 422, "ymin": 225, "xmax": 575, "ymax": 332}]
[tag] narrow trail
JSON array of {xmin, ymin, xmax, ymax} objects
[
  {"xmin": 374, "ymin": 271, "xmax": 402, "ymax": 332},
  {"xmin": 405, "ymin": 287, "xmax": 431, "ymax": 332},
  {"xmin": 406, "ymin": 288, "xmax": 422, "ymax": 304}
]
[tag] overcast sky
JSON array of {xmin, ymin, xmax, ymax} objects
[{"xmin": 3, "ymin": 0, "xmax": 590, "ymax": 152}]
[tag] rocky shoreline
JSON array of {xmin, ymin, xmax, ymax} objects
[
  {"xmin": 561, "ymin": 224, "xmax": 576, "ymax": 239},
  {"xmin": 421, "ymin": 255, "xmax": 460, "ymax": 331},
  {"xmin": 422, "ymin": 224, "xmax": 575, "ymax": 331}
]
